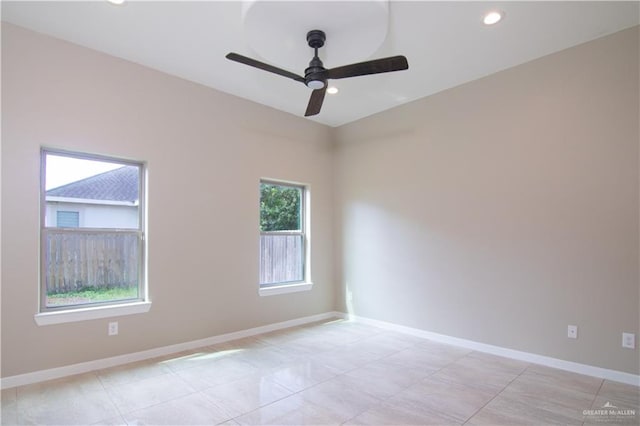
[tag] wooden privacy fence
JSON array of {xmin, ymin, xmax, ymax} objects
[
  {"xmin": 260, "ymin": 234, "xmax": 303, "ymax": 284},
  {"xmin": 44, "ymin": 231, "xmax": 139, "ymax": 293}
]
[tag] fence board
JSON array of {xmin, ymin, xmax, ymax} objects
[
  {"xmin": 44, "ymin": 231, "xmax": 139, "ymax": 293},
  {"xmin": 260, "ymin": 234, "xmax": 303, "ymax": 284}
]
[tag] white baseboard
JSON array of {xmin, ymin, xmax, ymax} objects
[
  {"xmin": 3, "ymin": 310, "xmax": 638, "ymax": 389},
  {"xmin": 0, "ymin": 311, "xmax": 338, "ymax": 390},
  {"xmin": 336, "ymin": 312, "xmax": 640, "ymax": 387}
]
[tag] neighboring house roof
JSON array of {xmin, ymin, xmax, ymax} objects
[{"xmin": 46, "ymin": 166, "xmax": 139, "ymax": 202}]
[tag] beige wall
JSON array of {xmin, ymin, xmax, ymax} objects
[
  {"xmin": 334, "ymin": 27, "xmax": 639, "ymax": 374},
  {"xmin": 1, "ymin": 24, "xmax": 335, "ymax": 377}
]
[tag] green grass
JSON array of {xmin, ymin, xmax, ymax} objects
[{"xmin": 47, "ymin": 286, "xmax": 138, "ymax": 306}]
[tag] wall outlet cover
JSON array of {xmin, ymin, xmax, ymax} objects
[
  {"xmin": 622, "ymin": 332, "xmax": 635, "ymax": 349},
  {"xmin": 108, "ymin": 322, "xmax": 119, "ymax": 336}
]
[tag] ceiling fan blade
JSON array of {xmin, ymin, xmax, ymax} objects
[
  {"xmin": 305, "ymin": 87, "xmax": 327, "ymax": 117},
  {"xmin": 226, "ymin": 53, "xmax": 306, "ymax": 83},
  {"xmin": 327, "ymin": 55, "xmax": 409, "ymax": 80}
]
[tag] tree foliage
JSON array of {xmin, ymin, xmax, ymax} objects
[{"xmin": 260, "ymin": 183, "xmax": 301, "ymax": 231}]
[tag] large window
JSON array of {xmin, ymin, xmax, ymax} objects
[
  {"xmin": 259, "ymin": 180, "xmax": 308, "ymax": 287},
  {"xmin": 41, "ymin": 149, "xmax": 146, "ymax": 311}
]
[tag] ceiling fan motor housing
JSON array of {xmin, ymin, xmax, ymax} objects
[{"xmin": 305, "ymin": 58, "xmax": 326, "ymax": 89}]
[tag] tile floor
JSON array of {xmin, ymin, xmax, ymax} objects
[{"xmin": 1, "ymin": 319, "xmax": 638, "ymax": 425}]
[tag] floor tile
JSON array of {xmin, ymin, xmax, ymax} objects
[
  {"xmin": 523, "ymin": 364, "xmax": 603, "ymax": 395},
  {"xmin": 467, "ymin": 392, "xmax": 584, "ymax": 425},
  {"xmin": 200, "ymin": 374, "xmax": 292, "ymax": 418},
  {"xmin": 301, "ymin": 322, "xmax": 378, "ymax": 346},
  {"xmin": 123, "ymin": 392, "xmax": 232, "ymax": 425},
  {"xmin": 255, "ymin": 326, "xmax": 312, "ymax": 345},
  {"xmin": 349, "ymin": 374, "xmax": 494, "ymax": 425},
  {"xmin": 463, "ymin": 351, "xmax": 530, "ymax": 375},
  {"xmin": 278, "ymin": 333, "xmax": 341, "ymax": 356},
  {"xmin": 296, "ymin": 374, "xmax": 383, "ymax": 422},
  {"xmin": 2, "ymin": 387, "xmax": 17, "ymax": 403},
  {"xmin": 174, "ymin": 357, "xmax": 259, "ymax": 391},
  {"xmin": 596, "ymin": 380, "xmax": 640, "ymax": 409},
  {"xmin": 16, "ymin": 373, "xmax": 120, "ymax": 425},
  {"xmin": 234, "ymin": 393, "xmax": 341, "ymax": 425},
  {"xmin": 429, "ymin": 357, "xmax": 519, "ymax": 393},
  {"xmin": 311, "ymin": 344, "xmax": 381, "ymax": 373},
  {"xmin": 218, "ymin": 330, "xmax": 272, "ymax": 351},
  {"xmin": 413, "ymin": 339, "xmax": 473, "ymax": 359},
  {"xmin": 346, "ymin": 390, "xmax": 459, "ymax": 425},
  {"xmin": 1, "ymin": 388, "xmax": 18, "ymax": 425},
  {"xmin": 341, "ymin": 359, "xmax": 427, "ymax": 400},
  {"xmin": 97, "ymin": 358, "xmax": 173, "ymax": 387},
  {"xmin": 91, "ymin": 414, "xmax": 128, "ymax": 425},
  {"xmin": 233, "ymin": 345, "xmax": 300, "ymax": 371},
  {"xmin": 502, "ymin": 370, "xmax": 597, "ymax": 410},
  {"xmin": 344, "ymin": 331, "xmax": 420, "ymax": 358},
  {"xmin": 405, "ymin": 375, "xmax": 497, "ymax": 422},
  {"xmin": 381, "ymin": 345, "xmax": 458, "ymax": 372},
  {"xmin": 105, "ymin": 372, "xmax": 195, "ymax": 413},
  {"xmin": 264, "ymin": 357, "xmax": 341, "ymax": 392},
  {"xmin": 301, "ymin": 319, "xmax": 376, "ymax": 336},
  {"xmin": 160, "ymin": 346, "xmax": 245, "ymax": 372}
]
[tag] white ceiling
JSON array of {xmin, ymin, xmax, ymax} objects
[{"xmin": 2, "ymin": 1, "xmax": 638, "ymax": 127}]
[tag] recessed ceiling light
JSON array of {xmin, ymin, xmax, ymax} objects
[
  {"xmin": 107, "ymin": 0, "xmax": 126, "ymax": 5},
  {"xmin": 483, "ymin": 10, "xmax": 504, "ymax": 25},
  {"xmin": 327, "ymin": 86, "xmax": 339, "ymax": 95}
]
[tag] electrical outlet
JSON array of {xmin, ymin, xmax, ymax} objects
[
  {"xmin": 567, "ymin": 325, "xmax": 578, "ymax": 339},
  {"xmin": 108, "ymin": 321, "xmax": 118, "ymax": 336},
  {"xmin": 622, "ymin": 332, "xmax": 635, "ymax": 349}
]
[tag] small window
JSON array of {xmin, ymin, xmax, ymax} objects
[
  {"xmin": 56, "ymin": 211, "xmax": 79, "ymax": 228},
  {"xmin": 259, "ymin": 181, "xmax": 308, "ymax": 287},
  {"xmin": 41, "ymin": 149, "xmax": 146, "ymax": 311}
]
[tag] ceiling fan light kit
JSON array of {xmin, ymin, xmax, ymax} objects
[{"xmin": 226, "ymin": 29, "xmax": 408, "ymax": 117}]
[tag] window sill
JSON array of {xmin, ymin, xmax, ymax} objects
[
  {"xmin": 259, "ymin": 282, "xmax": 313, "ymax": 297},
  {"xmin": 34, "ymin": 301, "xmax": 152, "ymax": 326}
]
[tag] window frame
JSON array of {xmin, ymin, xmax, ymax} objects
[
  {"xmin": 259, "ymin": 179, "xmax": 312, "ymax": 295},
  {"xmin": 39, "ymin": 148, "xmax": 148, "ymax": 316}
]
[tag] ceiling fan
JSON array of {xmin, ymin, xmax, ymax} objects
[{"xmin": 226, "ymin": 30, "xmax": 409, "ymax": 117}]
